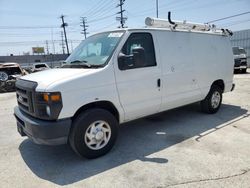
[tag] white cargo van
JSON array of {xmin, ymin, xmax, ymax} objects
[{"xmin": 14, "ymin": 16, "xmax": 235, "ymax": 158}]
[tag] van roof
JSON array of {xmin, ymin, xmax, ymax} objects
[
  {"xmin": 103, "ymin": 27, "xmax": 229, "ymax": 37},
  {"xmin": 102, "ymin": 16, "xmax": 232, "ymax": 37}
]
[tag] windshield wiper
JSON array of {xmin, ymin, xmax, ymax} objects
[
  {"xmin": 69, "ymin": 60, "xmax": 91, "ymax": 67},
  {"xmin": 61, "ymin": 60, "xmax": 104, "ymax": 69}
]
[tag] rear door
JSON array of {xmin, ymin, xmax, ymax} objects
[{"xmin": 114, "ymin": 32, "xmax": 162, "ymax": 121}]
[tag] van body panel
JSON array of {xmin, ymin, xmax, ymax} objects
[
  {"xmin": 113, "ymin": 31, "xmax": 162, "ymax": 121},
  {"xmin": 154, "ymin": 30, "xmax": 203, "ymax": 111}
]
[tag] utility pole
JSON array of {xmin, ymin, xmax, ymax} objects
[
  {"xmin": 60, "ymin": 31, "xmax": 65, "ymax": 54},
  {"xmin": 45, "ymin": 40, "xmax": 49, "ymax": 55},
  {"xmin": 116, "ymin": 0, "xmax": 127, "ymax": 28},
  {"xmin": 70, "ymin": 40, "xmax": 74, "ymax": 53},
  {"xmin": 156, "ymin": 0, "xmax": 159, "ymax": 18},
  {"xmin": 51, "ymin": 28, "xmax": 55, "ymax": 54},
  {"xmin": 80, "ymin": 17, "xmax": 89, "ymax": 39},
  {"xmin": 60, "ymin": 15, "xmax": 70, "ymax": 55}
]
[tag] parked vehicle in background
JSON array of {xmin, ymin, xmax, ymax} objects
[
  {"xmin": 0, "ymin": 62, "xmax": 27, "ymax": 92},
  {"xmin": 232, "ymin": 46, "xmax": 247, "ymax": 73},
  {"xmin": 31, "ymin": 63, "xmax": 50, "ymax": 73},
  {"xmin": 14, "ymin": 15, "xmax": 235, "ymax": 159}
]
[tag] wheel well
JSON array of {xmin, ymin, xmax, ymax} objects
[
  {"xmin": 73, "ymin": 101, "xmax": 119, "ymax": 122},
  {"xmin": 212, "ymin": 80, "xmax": 225, "ymax": 92}
]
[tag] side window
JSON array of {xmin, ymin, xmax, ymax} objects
[{"xmin": 119, "ymin": 33, "xmax": 156, "ymax": 70}]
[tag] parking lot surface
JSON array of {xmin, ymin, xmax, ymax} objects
[{"xmin": 0, "ymin": 72, "xmax": 250, "ymax": 188}]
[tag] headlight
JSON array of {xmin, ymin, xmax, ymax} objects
[{"xmin": 35, "ymin": 92, "xmax": 63, "ymax": 120}]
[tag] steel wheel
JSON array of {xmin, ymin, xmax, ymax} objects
[
  {"xmin": 84, "ymin": 120, "xmax": 111, "ymax": 150},
  {"xmin": 201, "ymin": 85, "xmax": 223, "ymax": 114},
  {"xmin": 0, "ymin": 71, "xmax": 8, "ymax": 81},
  {"xmin": 211, "ymin": 91, "xmax": 221, "ymax": 109},
  {"xmin": 69, "ymin": 108, "xmax": 118, "ymax": 158}
]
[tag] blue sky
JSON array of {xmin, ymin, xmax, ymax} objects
[{"xmin": 0, "ymin": 0, "xmax": 249, "ymax": 56}]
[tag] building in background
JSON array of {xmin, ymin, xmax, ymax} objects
[
  {"xmin": 230, "ymin": 29, "xmax": 250, "ymax": 67},
  {"xmin": 0, "ymin": 54, "xmax": 68, "ymax": 68}
]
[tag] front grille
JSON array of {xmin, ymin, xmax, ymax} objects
[
  {"xmin": 240, "ymin": 58, "xmax": 247, "ymax": 66},
  {"xmin": 234, "ymin": 59, "xmax": 241, "ymax": 67},
  {"xmin": 15, "ymin": 79, "xmax": 37, "ymax": 116}
]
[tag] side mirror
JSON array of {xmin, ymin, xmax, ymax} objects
[
  {"xmin": 118, "ymin": 53, "xmax": 134, "ymax": 70},
  {"xmin": 118, "ymin": 47, "xmax": 146, "ymax": 70}
]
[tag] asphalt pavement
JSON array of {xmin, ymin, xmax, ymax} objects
[{"xmin": 0, "ymin": 72, "xmax": 250, "ymax": 188}]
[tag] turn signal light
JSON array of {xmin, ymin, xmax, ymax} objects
[{"xmin": 42, "ymin": 93, "xmax": 61, "ymax": 102}]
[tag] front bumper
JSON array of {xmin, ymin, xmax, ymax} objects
[
  {"xmin": 234, "ymin": 66, "xmax": 247, "ymax": 70},
  {"xmin": 234, "ymin": 58, "xmax": 247, "ymax": 69},
  {"xmin": 14, "ymin": 106, "xmax": 71, "ymax": 145}
]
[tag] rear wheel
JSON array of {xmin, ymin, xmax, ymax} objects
[
  {"xmin": 69, "ymin": 108, "xmax": 118, "ymax": 159},
  {"xmin": 200, "ymin": 85, "xmax": 223, "ymax": 114}
]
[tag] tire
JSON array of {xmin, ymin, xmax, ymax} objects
[
  {"xmin": 0, "ymin": 71, "xmax": 8, "ymax": 81},
  {"xmin": 241, "ymin": 68, "xmax": 247, "ymax": 73},
  {"xmin": 200, "ymin": 85, "xmax": 223, "ymax": 114},
  {"xmin": 234, "ymin": 69, "xmax": 239, "ymax": 74},
  {"xmin": 69, "ymin": 108, "xmax": 118, "ymax": 159}
]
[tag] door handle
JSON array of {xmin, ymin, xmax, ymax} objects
[{"xmin": 157, "ymin": 79, "xmax": 161, "ymax": 87}]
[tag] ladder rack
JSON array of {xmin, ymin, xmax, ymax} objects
[{"xmin": 145, "ymin": 12, "xmax": 233, "ymax": 36}]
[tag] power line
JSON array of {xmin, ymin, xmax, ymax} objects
[
  {"xmin": 90, "ymin": 22, "xmax": 117, "ymax": 33},
  {"xmin": 89, "ymin": 5, "xmax": 116, "ymax": 19},
  {"xmin": 206, "ymin": 11, "xmax": 250, "ymax": 24},
  {"xmin": 0, "ymin": 40, "xmax": 81, "ymax": 44},
  {"xmin": 0, "ymin": 25, "xmax": 59, "ymax": 29},
  {"xmin": 221, "ymin": 19, "xmax": 250, "ymax": 27},
  {"xmin": 82, "ymin": 0, "xmax": 107, "ymax": 16},
  {"xmin": 88, "ymin": 14, "xmax": 116, "ymax": 23},
  {"xmin": 88, "ymin": 0, "xmax": 115, "ymax": 18}
]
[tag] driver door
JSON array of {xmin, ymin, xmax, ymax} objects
[{"xmin": 114, "ymin": 32, "xmax": 162, "ymax": 121}]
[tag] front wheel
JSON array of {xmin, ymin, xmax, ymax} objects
[
  {"xmin": 69, "ymin": 108, "xmax": 118, "ymax": 159},
  {"xmin": 200, "ymin": 85, "xmax": 223, "ymax": 114}
]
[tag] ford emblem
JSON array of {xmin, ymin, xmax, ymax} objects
[{"xmin": 18, "ymin": 95, "xmax": 23, "ymax": 102}]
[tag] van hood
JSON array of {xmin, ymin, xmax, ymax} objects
[{"xmin": 21, "ymin": 68, "xmax": 97, "ymax": 91}]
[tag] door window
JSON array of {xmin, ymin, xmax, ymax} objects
[{"xmin": 119, "ymin": 33, "xmax": 156, "ymax": 70}]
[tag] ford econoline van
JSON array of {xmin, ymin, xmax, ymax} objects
[{"xmin": 14, "ymin": 17, "xmax": 235, "ymax": 158}]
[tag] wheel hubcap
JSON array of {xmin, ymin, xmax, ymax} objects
[
  {"xmin": 211, "ymin": 91, "xmax": 221, "ymax": 109},
  {"xmin": 84, "ymin": 120, "xmax": 111, "ymax": 150}
]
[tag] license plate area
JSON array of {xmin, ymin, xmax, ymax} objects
[
  {"xmin": 17, "ymin": 123, "xmax": 26, "ymax": 136},
  {"xmin": 15, "ymin": 115, "xmax": 26, "ymax": 136}
]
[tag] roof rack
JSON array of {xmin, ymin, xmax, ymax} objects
[{"xmin": 145, "ymin": 12, "xmax": 233, "ymax": 36}]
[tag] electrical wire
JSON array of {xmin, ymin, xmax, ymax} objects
[{"xmin": 206, "ymin": 11, "xmax": 250, "ymax": 24}]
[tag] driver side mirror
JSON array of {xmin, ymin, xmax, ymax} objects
[
  {"xmin": 118, "ymin": 53, "xmax": 134, "ymax": 70},
  {"xmin": 118, "ymin": 47, "xmax": 146, "ymax": 70}
]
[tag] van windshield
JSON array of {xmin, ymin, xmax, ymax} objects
[{"xmin": 64, "ymin": 31, "xmax": 124, "ymax": 68}]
